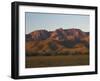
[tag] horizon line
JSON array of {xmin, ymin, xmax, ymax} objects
[{"xmin": 26, "ymin": 27, "xmax": 89, "ymax": 34}]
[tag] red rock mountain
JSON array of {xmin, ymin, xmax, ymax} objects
[
  {"xmin": 26, "ymin": 28, "xmax": 89, "ymax": 56},
  {"xmin": 26, "ymin": 30, "xmax": 50, "ymax": 41}
]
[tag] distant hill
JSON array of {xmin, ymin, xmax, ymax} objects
[{"xmin": 26, "ymin": 28, "xmax": 89, "ymax": 56}]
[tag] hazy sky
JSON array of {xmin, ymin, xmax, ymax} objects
[{"xmin": 25, "ymin": 12, "xmax": 90, "ymax": 34}]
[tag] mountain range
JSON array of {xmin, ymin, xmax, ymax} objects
[{"xmin": 26, "ymin": 28, "xmax": 89, "ymax": 56}]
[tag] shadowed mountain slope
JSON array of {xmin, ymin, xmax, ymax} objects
[{"xmin": 26, "ymin": 28, "xmax": 89, "ymax": 56}]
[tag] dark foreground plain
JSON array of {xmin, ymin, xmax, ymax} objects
[{"xmin": 26, "ymin": 54, "xmax": 89, "ymax": 68}]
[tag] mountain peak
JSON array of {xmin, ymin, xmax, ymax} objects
[
  {"xmin": 56, "ymin": 28, "xmax": 63, "ymax": 31},
  {"xmin": 26, "ymin": 28, "xmax": 88, "ymax": 41},
  {"xmin": 27, "ymin": 29, "xmax": 50, "ymax": 41},
  {"xmin": 67, "ymin": 28, "xmax": 81, "ymax": 31}
]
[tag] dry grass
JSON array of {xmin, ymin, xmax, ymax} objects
[{"xmin": 26, "ymin": 54, "xmax": 89, "ymax": 68}]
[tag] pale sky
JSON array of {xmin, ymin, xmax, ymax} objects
[{"xmin": 25, "ymin": 12, "xmax": 90, "ymax": 34}]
